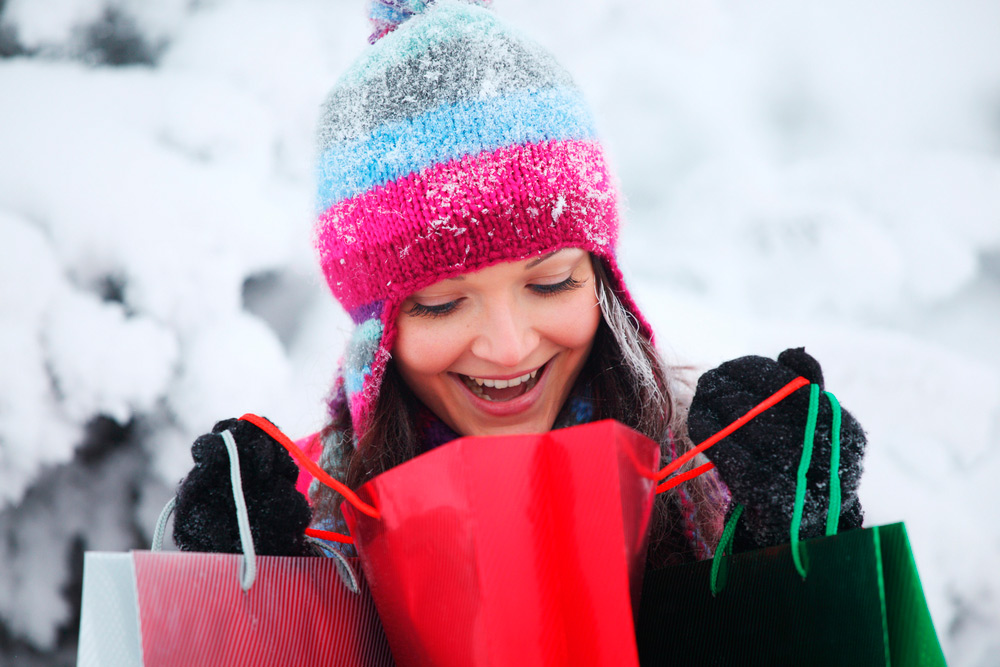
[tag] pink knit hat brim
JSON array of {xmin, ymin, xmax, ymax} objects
[{"xmin": 317, "ymin": 138, "xmax": 619, "ymax": 318}]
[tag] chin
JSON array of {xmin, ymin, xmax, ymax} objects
[{"xmin": 455, "ymin": 413, "xmax": 558, "ymax": 438}]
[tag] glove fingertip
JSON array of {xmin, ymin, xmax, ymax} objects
[
  {"xmin": 777, "ymin": 347, "xmax": 824, "ymax": 388},
  {"xmin": 190, "ymin": 432, "xmax": 225, "ymax": 465},
  {"xmin": 210, "ymin": 418, "xmax": 241, "ymax": 435}
]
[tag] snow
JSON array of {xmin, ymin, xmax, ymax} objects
[
  {"xmin": 46, "ymin": 291, "xmax": 178, "ymax": 422},
  {"xmin": 0, "ymin": 0, "xmax": 998, "ymax": 663},
  {"xmin": 167, "ymin": 312, "xmax": 291, "ymax": 435},
  {"xmin": 0, "ymin": 212, "xmax": 81, "ymax": 507}
]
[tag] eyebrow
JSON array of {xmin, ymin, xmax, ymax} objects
[
  {"xmin": 526, "ymin": 250, "xmax": 561, "ymax": 269},
  {"xmin": 445, "ymin": 250, "xmax": 565, "ymax": 281}
]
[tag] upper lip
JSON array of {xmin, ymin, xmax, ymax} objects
[{"xmin": 454, "ymin": 364, "xmax": 545, "ymax": 382}]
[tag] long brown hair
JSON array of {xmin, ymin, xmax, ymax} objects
[{"xmin": 311, "ymin": 256, "xmax": 725, "ymax": 567}]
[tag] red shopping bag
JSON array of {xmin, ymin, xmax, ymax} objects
[
  {"xmin": 78, "ymin": 423, "xmax": 394, "ymax": 667},
  {"xmin": 77, "ymin": 550, "xmax": 393, "ymax": 667},
  {"xmin": 342, "ymin": 419, "xmax": 660, "ymax": 667},
  {"xmin": 134, "ymin": 552, "xmax": 389, "ymax": 666}
]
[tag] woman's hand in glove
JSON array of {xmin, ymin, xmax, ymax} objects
[
  {"xmin": 172, "ymin": 417, "xmax": 314, "ymax": 556},
  {"xmin": 687, "ymin": 348, "xmax": 866, "ymax": 552}
]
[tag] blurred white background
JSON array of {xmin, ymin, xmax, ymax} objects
[{"xmin": 0, "ymin": 0, "xmax": 997, "ymax": 663}]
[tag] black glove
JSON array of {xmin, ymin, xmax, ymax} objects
[
  {"xmin": 172, "ymin": 417, "xmax": 313, "ymax": 556},
  {"xmin": 687, "ymin": 348, "xmax": 865, "ymax": 553}
]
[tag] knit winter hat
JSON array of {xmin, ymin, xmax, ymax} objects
[{"xmin": 315, "ymin": 0, "xmax": 653, "ymax": 441}]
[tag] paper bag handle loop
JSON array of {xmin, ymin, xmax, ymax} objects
[
  {"xmin": 220, "ymin": 429, "xmax": 259, "ymax": 591},
  {"xmin": 151, "ymin": 430, "xmax": 259, "ymax": 590},
  {"xmin": 710, "ymin": 503, "xmax": 744, "ymax": 596},
  {"xmin": 710, "ymin": 384, "xmax": 845, "ymax": 591},
  {"xmin": 790, "ymin": 387, "xmax": 844, "ymax": 578},
  {"xmin": 151, "ymin": 496, "xmax": 176, "ymax": 553}
]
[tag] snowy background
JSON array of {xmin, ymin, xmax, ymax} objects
[{"xmin": 0, "ymin": 0, "xmax": 997, "ymax": 664}]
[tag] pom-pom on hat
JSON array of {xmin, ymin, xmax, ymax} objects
[
  {"xmin": 367, "ymin": 0, "xmax": 493, "ymax": 43},
  {"xmin": 315, "ymin": 0, "xmax": 653, "ymax": 443}
]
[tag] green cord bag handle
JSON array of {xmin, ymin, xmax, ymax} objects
[{"xmin": 711, "ymin": 384, "xmax": 844, "ymax": 594}]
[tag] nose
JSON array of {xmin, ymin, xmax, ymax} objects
[{"xmin": 469, "ymin": 298, "xmax": 539, "ymax": 368}]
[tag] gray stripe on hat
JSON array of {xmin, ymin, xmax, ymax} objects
[{"xmin": 317, "ymin": 32, "xmax": 576, "ymax": 150}]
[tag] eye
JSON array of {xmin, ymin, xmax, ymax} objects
[
  {"xmin": 529, "ymin": 276, "xmax": 584, "ymax": 296},
  {"xmin": 406, "ymin": 300, "xmax": 460, "ymax": 318}
]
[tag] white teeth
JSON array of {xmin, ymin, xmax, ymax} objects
[{"xmin": 466, "ymin": 369, "xmax": 539, "ymax": 390}]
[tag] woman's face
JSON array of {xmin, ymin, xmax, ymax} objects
[{"xmin": 393, "ymin": 248, "xmax": 601, "ymax": 437}]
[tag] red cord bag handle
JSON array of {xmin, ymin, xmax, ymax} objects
[
  {"xmin": 654, "ymin": 376, "xmax": 810, "ymax": 492},
  {"xmin": 238, "ymin": 414, "xmax": 377, "ymax": 544},
  {"xmin": 238, "ymin": 375, "xmax": 810, "ymax": 545}
]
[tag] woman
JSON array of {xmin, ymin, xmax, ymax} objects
[{"xmin": 172, "ymin": 0, "xmax": 866, "ymax": 567}]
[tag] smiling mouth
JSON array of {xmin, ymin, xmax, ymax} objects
[{"xmin": 458, "ymin": 364, "xmax": 546, "ymax": 402}]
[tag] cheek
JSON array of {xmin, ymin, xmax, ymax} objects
[
  {"xmin": 393, "ymin": 321, "xmax": 467, "ymax": 378},
  {"xmin": 541, "ymin": 291, "xmax": 601, "ymax": 349}
]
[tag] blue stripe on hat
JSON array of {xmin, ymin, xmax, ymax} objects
[{"xmin": 316, "ymin": 86, "xmax": 596, "ymax": 210}]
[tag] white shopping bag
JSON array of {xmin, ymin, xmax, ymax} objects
[{"xmin": 78, "ymin": 552, "xmax": 144, "ymax": 667}]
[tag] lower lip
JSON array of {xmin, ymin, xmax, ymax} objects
[{"xmin": 450, "ymin": 364, "xmax": 550, "ymax": 418}]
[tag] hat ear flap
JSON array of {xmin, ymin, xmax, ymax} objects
[{"xmin": 343, "ymin": 307, "xmax": 391, "ymax": 442}]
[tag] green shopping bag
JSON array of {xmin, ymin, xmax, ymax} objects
[
  {"xmin": 638, "ymin": 383, "xmax": 946, "ymax": 666},
  {"xmin": 636, "ymin": 522, "xmax": 945, "ymax": 665}
]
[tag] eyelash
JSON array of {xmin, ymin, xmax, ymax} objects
[
  {"xmin": 529, "ymin": 276, "xmax": 584, "ymax": 296},
  {"xmin": 407, "ymin": 301, "xmax": 459, "ymax": 318},
  {"xmin": 406, "ymin": 276, "xmax": 585, "ymax": 319}
]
